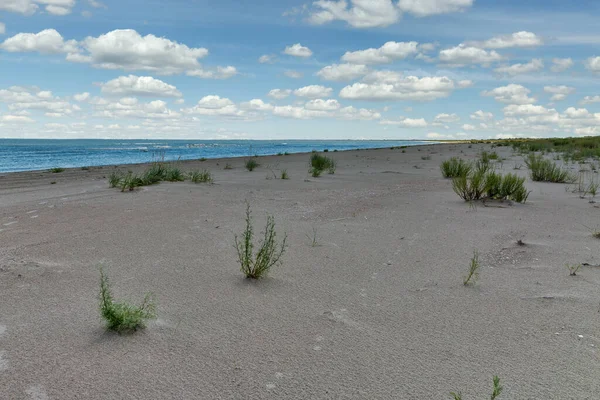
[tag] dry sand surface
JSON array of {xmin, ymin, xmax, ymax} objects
[{"xmin": 1, "ymin": 143, "xmax": 599, "ymax": 399}]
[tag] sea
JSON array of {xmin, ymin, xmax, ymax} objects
[{"xmin": 0, "ymin": 139, "xmax": 431, "ymax": 173}]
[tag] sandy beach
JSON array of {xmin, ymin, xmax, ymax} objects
[{"xmin": 1, "ymin": 142, "xmax": 599, "ymax": 399}]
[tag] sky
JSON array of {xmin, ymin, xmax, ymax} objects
[{"xmin": 0, "ymin": 0, "xmax": 600, "ymax": 140}]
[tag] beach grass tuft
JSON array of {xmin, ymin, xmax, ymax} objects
[
  {"xmin": 99, "ymin": 268, "xmax": 156, "ymax": 333},
  {"xmin": 450, "ymin": 376, "xmax": 503, "ymax": 400},
  {"xmin": 189, "ymin": 169, "xmax": 213, "ymax": 184},
  {"xmin": 235, "ymin": 203, "xmax": 287, "ymax": 279},
  {"xmin": 440, "ymin": 157, "xmax": 472, "ymax": 178},
  {"xmin": 245, "ymin": 158, "xmax": 259, "ymax": 171},
  {"xmin": 281, "ymin": 169, "xmax": 289, "ymax": 180},
  {"xmin": 309, "ymin": 153, "xmax": 336, "ymax": 177},
  {"xmin": 463, "ymin": 250, "xmax": 480, "ymax": 286},
  {"xmin": 525, "ymin": 154, "xmax": 574, "ymax": 183},
  {"xmin": 50, "ymin": 167, "xmax": 65, "ymax": 173}
]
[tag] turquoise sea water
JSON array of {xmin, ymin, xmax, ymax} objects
[{"xmin": 0, "ymin": 139, "xmax": 430, "ymax": 173}]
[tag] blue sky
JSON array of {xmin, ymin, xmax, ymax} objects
[{"xmin": 1, "ymin": 0, "xmax": 599, "ymax": 139}]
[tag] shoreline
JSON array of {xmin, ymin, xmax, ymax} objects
[{"xmin": 0, "ymin": 141, "xmax": 439, "ymax": 176}]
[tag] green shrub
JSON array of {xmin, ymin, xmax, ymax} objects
[
  {"xmin": 189, "ymin": 170, "xmax": 213, "ymax": 183},
  {"xmin": 99, "ymin": 268, "xmax": 156, "ymax": 333},
  {"xmin": 453, "ymin": 170, "xmax": 529, "ymax": 203},
  {"xmin": 141, "ymin": 163, "xmax": 167, "ymax": 185},
  {"xmin": 440, "ymin": 158, "xmax": 472, "ymax": 178},
  {"xmin": 525, "ymin": 154, "xmax": 574, "ymax": 183},
  {"xmin": 50, "ymin": 167, "xmax": 65, "ymax": 173},
  {"xmin": 120, "ymin": 173, "xmax": 142, "ymax": 192},
  {"xmin": 310, "ymin": 153, "xmax": 336, "ymax": 177},
  {"xmin": 234, "ymin": 203, "xmax": 287, "ymax": 279},
  {"xmin": 281, "ymin": 169, "xmax": 289, "ymax": 180},
  {"xmin": 245, "ymin": 158, "xmax": 259, "ymax": 171},
  {"xmin": 452, "ymin": 169, "xmax": 486, "ymax": 201}
]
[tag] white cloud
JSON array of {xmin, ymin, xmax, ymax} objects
[
  {"xmin": 0, "ymin": 86, "xmax": 77, "ymax": 117},
  {"xmin": 78, "ymin": 29, "xmax": 210, "ymax": 75},
  {"xmin": 1, "ymin": 29, "xmax": 78, "ymax": 54},
  {"xmin": 1, "ymin": 114, "xmax": 35, "ymax": 123},
  {"xmin": 398, "ymin": 0, "xmax": 473, "ymax": 16},
  {"xmin": 550, "ymin": 58, "xmax": 574, "ymax": 73},
  {"xmin": 503, "ymin": 104, "xmax": 557, "ymax": 117},
  {"xmin": 308, "ymin": 0, "xmax": 401, "ymax": 28},
  {"xmin": 462, "ymin": 124, "xmax": 476, "ymax": 131},
  {"xmin": 0, "ymin": 23, "xmax": 5, "ymax": 35},
  {"xmin": 467, "ymin": 31, "xmax": 543, "ymax": 49},
  {"xmin": 100, "ymin": 75, "xmax": 182, "ymax": 97},
  {"xmin": 380, "ymin": 117, "xmax": 428, "ymax": 127},
  {"xmin": 338, "ymin": 106, "xmax": 381, "ymax": 120},
  {"xmin": 284, "ymin": 70, "xmax": 303, "ymax": 79},
  {"xmin": 73, "ymin": 92, "xmax": 90, "ymax": 102},
  {"xmin": 426, "ymin": 132, "xmax": 454, "ymax": 139},
  {"xmin": 93, "ymin": 97, "xmax": 181, "ymax": 120},
  {"xmin": 240, "ymin": 99, "xmax": 274, "ymax": 111},
  {"xmin": 0, "ymin": 0, "xmax": 76, "ymax": 15},
  {"xmin": 543, "ymin": 85, "xmax": 575, "ymax": 102},
  {"xmin": 457, "ymin": 80, "xmax": 474, "ymax": 88},
  {"xmin": 341, "ymin": 41, "xmax": 419, "ymax": 64},
  {"xmin": 470, "ymin": 110, "xmax": 494, "ymax": 121},
  {"xmin": 494, "ymin": 58, "xmax": 544, "ymax": 76},
  {"xmin": 340, "ymin": 74, "xmax": 459, "ymax": 101},
  {"xmin": 305, "ymin": 99, "xmax": 341, "ymax": 111},
  {"xmin": 439, "ymin": 45, "xmax": 503, "ymax": 67},
  {"xmin": 268, "ymin": 89, "xmax": 292, "ymax": 100},
  {"xmin": 283, "ymin": 43, "xmax": 312, "ymax": 58},
  {"xmin": 186, "ymin": 65, "xmax": 238, "ymax": 79},
  {"xmin": 88, "ymin": 0, "xmax": 106, "ymax": 8},
  {"xmin": 434, "ymin": 113, "xmax": 460, "ymax": 123},
  {"xmin": 482, "ymin": 84, "xmax": 536, "ymax": 105},
  {"xmin": 316, "ymin": 63, "xmax": 369, "ymax": 81},
  {"xmin": 273, "ymin": 105, "xmax": 329, "ymax": 119},
  {"xmin": 294, "ymin": 85, "xmax": 333, "ymax": 98},
  {"xmin": 181, "ymin": 95, "xmax": 246, "ymax": 118},
  {"xmin": 580, "ymin": 95, "xmax": 600, "ymax": 105},
  {"xmin": 307, "ymin": 0, "xmax": 473, "ymax": 28},
  {"xmin": 584, "ymin": 56, "xmax": 600, "ymax": 73},
  {"xmin": 258, "ymin": 54, "xmax": 276, "ymax": 64}
]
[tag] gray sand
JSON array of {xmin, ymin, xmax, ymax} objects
[{"xmin": 1, "ymin": 143, "xmax": 599, "ymax": 399}]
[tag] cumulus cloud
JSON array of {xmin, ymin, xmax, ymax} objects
[
  {"xmin": 258, "ymin": 54, "xmax": 276, "ymax": 64},
  {"xmin": 439, "ymin": 45, "xmax": 503, "ymax": 67},
  {"xmin": 268, "ymin": 89, "xmax": 292, "ymax": 100},
  {"xmin": 307, "ymin": 0, "xmax": 473, "ymax": 28},
  {"xmin": 305, "ymin": 98, "xmax": 341, "ymax": 111},
  {"xmin": 240, "ymin": 99, "xmax": 274, "ymax": 111},
  {"xmin": 434, "ymin": 113, "xmax": 460, "ymax": 123},
  {"xmin": 494, "ymin": 59, "xmax": 544, "ymax": 76},
  {"xmin": 584, "ymin": 56, "xmax": 600, "ymax": 73},
  {"xmin": 272, "ymin": 105, "xmax": 329, "ymax": 119},
  {"xmin": 580, "ymin": 95, "xmax": 600, "ymax": 105},
  {"xmin": 550, "ymin": 58, "xmax": 574, "ymax": 73},
  {"xmin": 457, "ymin": 80, "xmax": 474, "ymax": 88},
  {"xmin": 482, "ymin": 84, "xmax": 536, "ymax": 105},
  {"xmin": 284, "ymin": 70, "xmax": 303, "ymax": 79},
  {"xmin": 180, "ymin": 96, "xmax": 248, "ymax": 119},
  {"xmin": 294, "ymin": 85, "xmax": 333, "ymax": 98},
  {"xmin": 470, "ymin": 110, "xmax": 494, "ymax": 121},
  {"xmin": 99, "ymin": 75, "xmax": 182, "ymax": 97},
  {"xmin": 398, "ymin": 0, "xmax": 473, "ymax": 16},
  {"xmin": 2, "ymin": 28, "xmax": 236, "ymax": 78},
  {"xmin": 73, "ymin": 92, "xmax": 90, "ymax": 102},
  {"xmin": 1, "ymin": 29, "xmax": 78, "ymax": 54},
  {"xmin": 1, "ymin": 114, "xmax": 35, "ymax": 123},
  {"xmin": 467, "ymin": 31, "xmax": 543, "ymax": 49},
  {"xmin": 93, "ymin": 97, "xmax": 181, "ymax": 120},
  {"xmin": 341, "ymin": 41, "xmax": 419, "ymax": 64},
  {"xmin": 283, "ymin": 43, "xmax": 312, "ymax": 58},
  {"xmin": 543, "ymin": 85, "xmax": 575, "ymax": 102},
  {"xmin": 316, "ymin": 63, "xmax": 369, "ymax": 81},
  {"xmin": 340, "ymin": 73, "xmax": 460, "ymax": 101},
  {"xmin": 0, "ymin": 86, "xmax": 77, "ymax": 117},
  {"xmin": 380, "ymin": 117, "xmax": 428, "ymax": 127},
  {"xmin": 0, "ymin": 0, "xmax": 76, "ymax": 15}
]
